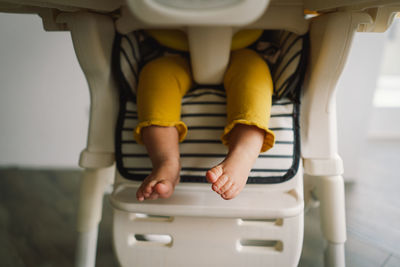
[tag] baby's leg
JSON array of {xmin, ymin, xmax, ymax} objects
[
  {"xmin": 135, "ymin": 55, "xmax": 192, "ymax": 201},
  {"xmin": 206, "ymin": 49, "xmax": 275, "ymax": 200}
]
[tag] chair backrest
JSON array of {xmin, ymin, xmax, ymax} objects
[{"xmin": 112, "ymin": 30, "xmax": 308, "ymax": 184}]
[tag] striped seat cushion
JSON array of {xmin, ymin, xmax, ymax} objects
[{"xmin": 113, "ymin": 30, "xmax": 307, "ymax": 184}]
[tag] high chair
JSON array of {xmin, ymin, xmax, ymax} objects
[
  {"xmin": 1, "ymin": 0, "xmax": 399, "ymax": 267},
  {"xmin": 110, "ymin": 14, "xmax": 308, "ymax": 266}
]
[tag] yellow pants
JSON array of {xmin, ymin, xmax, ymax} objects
[{"xmin": 135, "ymin": 49, "xmax": 275, "ymax": 152}]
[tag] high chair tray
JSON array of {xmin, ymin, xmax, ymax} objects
[{"xmin": 110, "ymin": 181, "xmax": 304, "ymax": 219}]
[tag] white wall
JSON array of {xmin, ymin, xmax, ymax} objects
[
  {"xmin": 0, "ymin": 13, "xmax": 89, "ymax": 168},
  {"xmin": 369, "ymin": 19, "xmax": 400, "ymax": 139},
  {"xmin": 336, "ymin": 32, "xmax": 386, "ymax": 180}
]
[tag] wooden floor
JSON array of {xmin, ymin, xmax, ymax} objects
[{"xmin": 0, "ymin": 140, "xmax": 399, "ymax": 267}]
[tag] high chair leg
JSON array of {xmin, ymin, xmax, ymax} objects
[
  {"xmin": 75, "ymin": 228, "xmax": 98, "ymax": 267},
  {"xmin": 316, "ymin": 175, "xmax": 346, "ymax": 267},
  {"xmin": 325, "ymin": 242, "xmax": 346, "ymax": 267},
  {"xmin": 76, "ymin": 167, "xmax": 114, "ymax": 267},
  {"xmin": 303, "ymin": 159, "xmax": 346, "ymax": 267},
  {"xmin": 317, "ymin": 175, "xmax": 346, "ymax": 244},
  {"xmin": 304, "ymin": 173, "xmax": 346, "ymax": 267}
]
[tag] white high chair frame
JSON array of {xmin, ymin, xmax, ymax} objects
[{"xmin": 1, "ymin": 0, "xmax": 399, "ymax": 266}]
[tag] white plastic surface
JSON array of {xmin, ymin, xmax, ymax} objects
[
  {"xmin": 75, "ymin": 166, "xmax": 114, "ymax": 267},
  {"xmin": 111, "ymin": 172, "xmax": 304, "ymax": 219},
  {"xmin": 113, "ymin": 206, "xmax": 303, "ymax": 267},
  {"xmin": 126, "ymin": 0, "xmax": 270, "ymax": 26},
  {"xmin": 79, "ymin": 149, "xmax": 115, "ymax": 169},
  {"xmin": 75, "ymin": 228, "xmax": 99, "ymax": 267},
  {"xmin": 187, "ymin": 26, "xmax": 232, "ymax": 84},
  {"xmin": 77, "ymin": 166, "xmax": 114, "ymax": 232},
  {"xmin": 325, "ymin": 242, "xmax": 346, "ymax": 267},
  {"xmin": 116, "ymin": 3, "xmax": 308, "ymax": 35},
  {"xmin": 358, "ymin": 6, "xmax": 400, "ymax": 33},
  {"xmin": 111, "ymin": 168, "xmax": 304, "ymax": 267},
  {"xmin": 316, "ymin": 175, "xmax": 347, "ymax": 244},
  {"xmin": 303, "ymin": 156, "xmax": 344, "ymax": 176}
]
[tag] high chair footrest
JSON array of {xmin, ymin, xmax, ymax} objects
[{"xmin": 110, "ymin": 182, "xmax": 304, "ymax": 219}]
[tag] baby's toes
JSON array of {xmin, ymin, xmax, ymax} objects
[
  {"xmin": 221, "ymin": 184, "xmax": 239, "ymax": 200},
  {"xmin": 136, "ymin": 189, "xmax": 145, "ymax": 202},
  {"xmin": 136, "ymin": 184, "xmax": 148, "ymax": 201},
  {"xmin": 142, "ymin": 184, "xmax": 153, "ymax": 197},
  {"xmin": 219, "ymin": 180, "xmax": 233, "ymax": 195},
  {"xmin": 212, "ymin": 174, "xmax": 229, "ymax": 193},
  {"xmin": 154, "ymin": 181, "xmax": 174, "ymax": 199},
  {"xmin": 148, "ymin": 191, "xmax": 159, "ymax": 200},
  {"xmin": 206, "ymin": 165, "xmax": 223, "ymax": 183}
]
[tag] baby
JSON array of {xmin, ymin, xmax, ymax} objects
[{"xmin": 135, "ymin": 29, "xmax": 275, "ymax": 201}]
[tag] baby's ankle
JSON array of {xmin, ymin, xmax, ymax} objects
[{"xmin": 153, "ymin": 157, "xmax": 181, "ymax": 169}]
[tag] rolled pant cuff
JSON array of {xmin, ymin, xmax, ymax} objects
[
  {"xmin": 134, "ymin": 120, "xmax": 188, "ymax": 144},
  {"xmin": 221, "ymin": 120, "xmax": 275, "ymax": 152}
]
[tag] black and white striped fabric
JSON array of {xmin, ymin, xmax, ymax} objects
[
  {"xmin": 272, "ymin": 31, "xmax": 306, "ymax": 100},
  {"xmin": 113, "ymin": 30, "xmax": 307, "ymax": 184}
]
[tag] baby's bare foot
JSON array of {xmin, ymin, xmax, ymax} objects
[
  {"xmin": 206, "ymin": 152, "xmax": 255, "ymax": 200},
  {"xmin": 206, "ymin": 125, "xmax": 265, "ymax": 200},
  {"xmin": 136, "ymin": 160, "xmax": 180, "ymax": 201}
]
